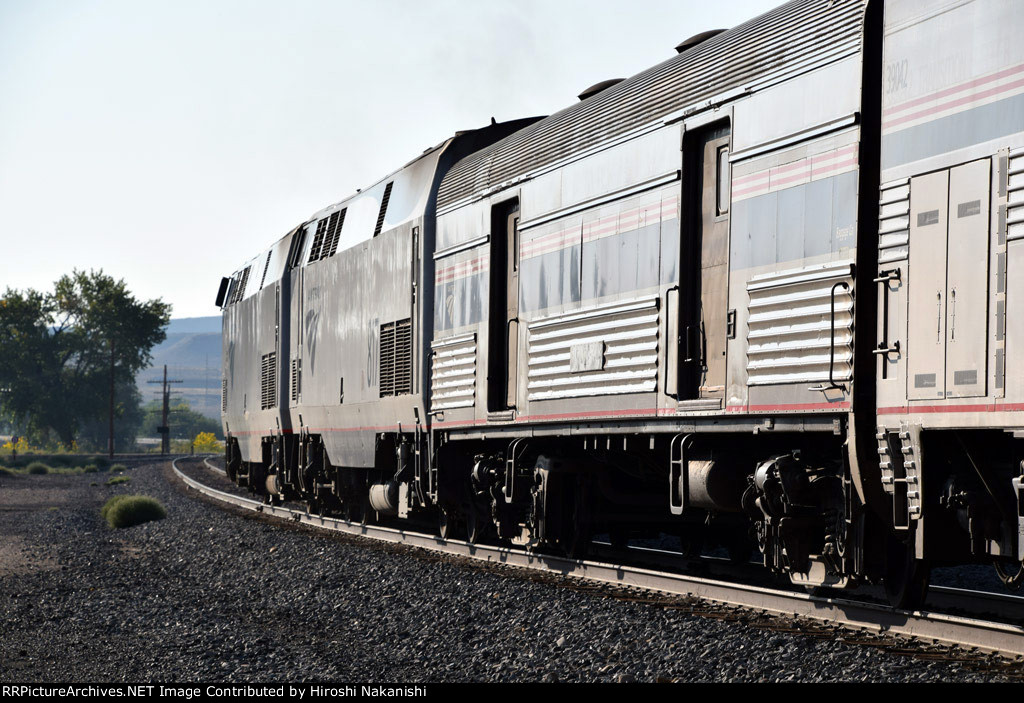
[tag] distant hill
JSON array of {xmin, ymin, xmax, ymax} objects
[
  {"xmin": 166, "ymin": 316, "xmax": 221, "ymax": 335},
  {"xmin": 152, "ymin": 331, "xmax": 221, "ymax": 369},
  {"xmin": 138, "ymin": 316, "xmax": 222, "ymax": 420}
]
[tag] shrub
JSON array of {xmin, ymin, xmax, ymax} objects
[
  {"xmin": 109, "ymin": 464, "xmax": 127, "ymax": 473},
  {"xmin": 101, "ymin": 495, "xmax": 166, "ymax": 529},
  {"xmin": 26, "ymin": 462, "xmax": 50, "ymax": 475},
  {"xmin": 105, "ymin": 476, "xmax": 131, "ymax": 486},
  {"xmin": 83, "ymin": 464, "xmax": 99, "ymax": 473},
  {"xmin": 0, "ymin": 467, "xmax": 13, "ymax": 477}
]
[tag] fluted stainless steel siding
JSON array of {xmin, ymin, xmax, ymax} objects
[{"xmin": 437, "ymin": 0, "xmax": 868, "ymax": 210}]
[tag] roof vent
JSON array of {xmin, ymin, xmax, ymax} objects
[
  {"xmin": 577, "ymin": 78, "xmax": 624, "ymax": 102},
  {"xmin": 674, "ymin": 29, "xmax": 726, "ymax": 54}
]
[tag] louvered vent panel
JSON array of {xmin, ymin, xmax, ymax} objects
[
  {"xmin": 1008, "ymin": 148, "xmax": 1024, "ymax": 242},
  {"xmin": 431, "ymin": 334, "xmax": 476, "ymax": 410},
  {"xmin": 230, "ymin": 266, "xmax": 251, "ymax": 305},
  {"xmin": 379, "ymin": 318, "xmax": 413, "ymax": 397},
  {"xmin": 258, "ymin": 250, "xmax": 272, "ymax": 289},
  {"xmin": 290, "ymin": 359, "xmax": 301, "ymax": 402},
  {"xmin": 745, "ymin": 261, "xmax": 854, "ymax": 386},
  {"xmin": 373, "ymin": 182, "xmax": 394, "ymax": 237},
  {"xmin": 393, "ymin": 319, "xmax": 413, "ymax": 395},
  {"xmin": 221, "ymin": 380, "xmax": 227, "ymax": 413},
  {"xmin": 260, "ymin": 352, "xmax": 277, "ymax": 410},
  {"xmin": 307, "ymin": 218, "xmax": 328, "ymax": 263},
  {"xmin": 526, "ymin": 297, "xmax": 659, "ymax": 401},
  {"xmin": 326, "ymin": 208, "xmax": 347, "ymax": 257},
  {"xmin": 379, "ymin": 323, "xmax": 396, "ymax": 397},
  {"xmin": 878, "ymin": 179, "xmax": 910, "ymax": 264}
]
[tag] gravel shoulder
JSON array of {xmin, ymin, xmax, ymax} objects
[{"xmin": 0, "ymin": 461, "xmax": 1020, "ymax": 683}]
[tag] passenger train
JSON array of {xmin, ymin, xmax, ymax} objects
[{"xmin": 217, "ymin": 0, "xmax": 1024, "ymax": 608}]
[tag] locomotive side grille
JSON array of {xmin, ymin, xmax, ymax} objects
[
  {"xmin": 878, "ymin": 179, "xmax": 910, "ymax": 264},
  {"xmin": 260, "ymin": 352, "xmax": 277, "ymax": 410},
  {"xmin": 393, "ymin": 319, "xmax": 413, "ymax": 395},
  {"xmin": 221, "ymin": 380, "xmax": 227, "ymax": 413},
  {"xmin": 380, "ymin": 323, "xmax": 395, "ymax": 397},
  {"xmin": 745, "ymin": 261, "xmax": 854, "ymax": 386},
  {"xmin": 229, "ymin": 266, "xmax": 251, "ymax": 305},
  {"xmin": 258, "ymin": 250, "xmax": 272, "ymax": 290},
  {"xmin": 431, "ymin": 334, "xmax": 476, "ymax": 410},
  {"xmin": 307, "ymin": 218, "xmax": 329, "ymax": 263},
  {"xmin": 373, "ymin": 182, "xmax": 394, "ymax": 238},
  {"xmin": 325, "ymin": 208, "xmax": 347, "ymax": 258},
  {"xmin": 526, "ymin": 297, "xmax": 660, "ymax": 401},
  {"xmin": 290, "ymin": 359, "xmax": 301, "ymax": 402},
  {"xmin": 379, "ymin": 318, "xmax": 413, "ymax": 397}
]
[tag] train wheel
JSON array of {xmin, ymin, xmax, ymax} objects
[
  {"xmin": 884, "ymin": 537, "xmax": 930, "ymax": 610},
  {"xmin": 346, "ymin": 497, "xmax": 370, "ymax": 525},
  {"xmin": 438, "ymin": 508, "xmax": 454, "ymax": 540},
  {"xmin": 562, "ymin": 484, "xmax": 591, "ymax": 560},
  {"xmin": 465, "ymin": 508, "xmax": 484, "ymax": 544}
]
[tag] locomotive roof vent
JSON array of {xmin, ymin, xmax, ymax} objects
[
  {"xmin": 674, "ymin": 28, "xmax": 726, "ymax": 54},
  {"xmin": 577, "ymin": 78, "xmax": 625, "ymax": 102}
]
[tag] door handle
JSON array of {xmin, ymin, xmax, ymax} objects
[{"xmin": 949, "ymin": 289, "xmax": 957, "ymax": 341}]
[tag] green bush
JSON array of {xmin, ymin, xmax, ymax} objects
[
  {"xmin": 109, "ymin": 463, "xmax": 127, "ymax": 473},
  {"xmin": 83, "ymin": 464, "xmax": 99, "ymax": 473},
  {"xmin": 105, "ymin": 476, "xmax": 131, "ymax": 486},
  {"xmin": 0, "ymin": 466, "xmax": 13, "ymax": 477},
  {"xmin": 101, "ymin": 495, "xmax": 166, "ymax": 529},
  {"xmin": 26, "ymin": 462, "xmax": 50, "ymax": 475}
]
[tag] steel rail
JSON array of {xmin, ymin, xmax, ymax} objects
[
  {"xmin": 174, "ymin": 458, "xmax": 1024, "ymax": 659},
  {"xmin": 591, "ymin": 540, "xmax": 1024, "ymax": 617}
]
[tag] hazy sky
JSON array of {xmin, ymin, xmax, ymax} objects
[{"xmin": 0, "ymin": 0, "xmax": 780, "ymax": 319}]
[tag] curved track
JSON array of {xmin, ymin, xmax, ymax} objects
[{"xmin": 173, "ymin": 457, "xmax": 1024, "ymax": 660}]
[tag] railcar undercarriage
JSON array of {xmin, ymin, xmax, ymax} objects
[{"xmin": 224, "ymin": 425, "xmax": 1024, "ymax": 610}]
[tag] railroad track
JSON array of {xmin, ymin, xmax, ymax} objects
[{"xmin": 174, "ymin": 456, "xmax": 1024, "ymax": 661}]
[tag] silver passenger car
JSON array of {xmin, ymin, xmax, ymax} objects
[{"xmin": 220, "ymin": 0, "xmax": 1024, "ymax": 606}]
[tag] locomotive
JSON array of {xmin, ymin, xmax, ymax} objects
[{"xmin": 217, "ymin": 0, "xmax": 1024, "ymax": 608}]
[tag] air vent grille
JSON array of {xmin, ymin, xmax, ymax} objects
[
  {"xmin": 221, "ymin": 380, "xmax": 227, "ymax": 413},
  {"xmin": 379, "ymin": 318, "xmax": 412, "ymax": 397},
  {"xmin": 229, "ymin": 266, "xmax": 251, "ymax": 305},
  {"xmin": 324, "ymin": 208, "xmax": 346, "ymax": 258},
  {"xmin": 308, "ymin": 218, "xmax": 328, "ymax": 263},
  {"xmin": 259, "ymin": 250, "xmax": 272, "ymax": 289},
  {"xmin": 373, "ymin": 182, "xmax": 394, "ymax": 237},
  {"xmin": 260, "ymin": 352, "xmax": 277, "ymax": 410},
  {"xmin": 290, "ymin": 359, "xmax": 301, "ymax": 402}
]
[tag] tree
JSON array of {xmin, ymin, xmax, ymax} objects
[
  {"xmin": 76, "ymin": 380, "xmax": 145, "ymax": 452},
  {"xmin": 0, "ymin": 270, "xmax": 171, "ymax": 447}
]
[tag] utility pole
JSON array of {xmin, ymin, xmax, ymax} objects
[
  {"xmin": 108, "ymin": 338, "xmax": 115, "ymax": 458},
  {"xmin": 147, "ymin": 365, "xmax": 182, "ymax": 455}
]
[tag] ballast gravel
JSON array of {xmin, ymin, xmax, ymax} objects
[{"xmin": 0, "ymin": 460, "xmax": 1019, "ymax": 683}]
